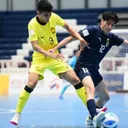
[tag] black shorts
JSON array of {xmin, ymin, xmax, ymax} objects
[{"xmin": 74, "ymin": 66, "xmax": 103, "ymax": 87}]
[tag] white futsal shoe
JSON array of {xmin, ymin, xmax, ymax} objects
[
  {"xmin": 92, "ymin": 111, "xmax": 105, "ymax": 128},
  {"xmin": 10, "ymin": 113, "xmax": 20, "ymax": 126},
  {"xmin": 86, "ymin": 106, "xmax": 107, "ymax": 126}
]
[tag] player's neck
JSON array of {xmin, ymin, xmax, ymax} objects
[
  {"xmin": 36, "ymin": 16, "xmax": 47, "ymax": 25},
  {"xmin": 100, "ymin": 26, "xmax": 108, "ymax": 35}
]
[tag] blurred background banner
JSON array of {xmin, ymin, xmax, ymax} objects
[
  {"xmin": 0, "ymin": 75, "xmax": 9, "ymax": 95},
  {"xmin": 0, "ymin": 71, "xmax": 126, "ymax": 95},
  {"xmin": 102, "ymin": 73, "xmax": 124, "ymax": 91},
  {"xmin": 8, "ymin": 70, "xmax": 75, "ymax": 95}
]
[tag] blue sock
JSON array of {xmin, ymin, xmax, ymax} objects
[{"xmin": 87, "ymin": 99, "xmax": 97, "ymax": 119}]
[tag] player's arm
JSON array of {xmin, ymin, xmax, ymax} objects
[
  {"xmin": 50, "ymin": 24, "xmax": 91, "ymax": 52},
  {"xmin": 31, "ymin": 40, "xmax": 64, "ymax": 60},
  {"xmin": 123, "ymin": 39, "xmax": 128, "ymax": 44},
  {"xmin": 31, "ymin": 40, "xmax": 50, "ymax": 56},
  {"xmin": 63, "ymin": 22, "xmax": 89, "ymax": 49},
  {"xmin": 28, "ymin": 25, "xmax": 48, "ymax": 56},
  {"xmin": 28, "ymin": 24, "xmax": 64, "ymax": 60},
  {"xmin": 50, "ymin": 36, "xmax": 75, "ymax": 52}
]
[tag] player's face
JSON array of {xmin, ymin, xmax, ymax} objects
[
  {"xmin": 37, "ymin": 11, "xmax": 51, "ymax": 23},
  {"xmin": 100, "ymin": 19, "xmax": 116, "ymax": 34}
]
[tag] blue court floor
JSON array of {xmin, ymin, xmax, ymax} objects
[{"xmin": 0, "ymin": 93, "xmax": 128, "ymax": 128}]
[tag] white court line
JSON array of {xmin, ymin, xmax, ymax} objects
[
  {"xmin": 1, "ymin": 108, "xmax": 128, "ymax": 114},
  {"xmin": 21, "ymin": 110, "xmax": 128, "ymax": 114},
  {"xmin": 22, "ymin": 110, "xmax": 88, "ymax": 113},
  {"xmin": 0, "ymin": 108, "xmax": 88, "ymax": 114},
  {"xmin": 0, "ymin": 109, "xmax": 16, "ymax": 113}
]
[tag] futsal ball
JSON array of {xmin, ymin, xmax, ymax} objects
[{"xmin": 101, "ymin": 112, "xmax": 119, "ymax": 128}]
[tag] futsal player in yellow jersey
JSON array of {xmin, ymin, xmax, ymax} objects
[{"xmin": 10, "ymin": 0, "xmax": 103, "ymax": 127}]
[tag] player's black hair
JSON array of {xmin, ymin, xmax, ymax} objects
[
  {"xmin": 102, "ymin": 11, "xmax": 119, "ymax": 24},
  {"xmin": 37, "ymin": 0, "xmax": 53, "ymax": 13}
]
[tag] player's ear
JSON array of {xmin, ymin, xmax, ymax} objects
[
  {"xmin": 37, "ymin": 11, "xmax": 40, "ymax": 15},
  {"xmin": 101, "ymin": 18, "xmax": 103, "ymax": 22},
  {"xmin": 101, "ymin": 18, "xmax": 105, "ymax": 24}
]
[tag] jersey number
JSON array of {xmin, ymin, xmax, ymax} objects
[
  {"xmin": 49, "ymin": 37, "xmax": 54, "ymax": 45},
  {"xmin": 82, "ymin": 68, "xmax": 89, "ymax": 73},
  {"xmin": 99, "ymin": 44, "xmax": 105, "ymax": 53}
]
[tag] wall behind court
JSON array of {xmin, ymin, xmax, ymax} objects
[
  {"xmin": 13, "ymin": 0, "xmax": 35, "ymax": 11},
  {"xmin": 61, "ymin": 0, "xmax": 85, "ymax": 9},
  {"xmin": 88, "ymin": 0, "xmax": 107, "ymax": 8},
  {"xmin": 0, "ymin": 0, "xmax": 7, "ymax": 11},
  {"xmin": 111, "ymin": 0, "xmax": 128, "ymax": 7},
  {"xmin": 48, "ymin": 0, "xmax": 58, "ymax": 9},
  {"xmin": 0, "ymin": 0, "xmax": 128, "ymax": 11}
]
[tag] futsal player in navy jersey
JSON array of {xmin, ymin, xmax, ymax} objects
[{"xmin": 49, "ymin": 11, "xmax": 128, "ymax": 127}]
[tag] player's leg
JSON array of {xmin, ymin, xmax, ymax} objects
[
  {"xmin": 62, "ymin": 70, "xmax": 105, "ymax": 127},
  {"xmin": 74, "ymin": 66, "xmax": 98, "ymax": 117},
  {"xmin": 74, "ymin": 67, "xmax": 105, "ymax": 127},
  {"xmin": 60, "ymin": 69, "xmax": 104, "ymax": 126},
  {"xmin": 91, "ymin": 71, "xmax": 109, "ymax": 110},
  {"xmin": 50, "ymin": 60, "xmax": 104, "ymax": 127},
  {"xmin": 59, "ymin": 69, "xmax": 87, "ymax": 104},
  {"xmin": 49, "ymin": 60, "xmax": 87, "ymax": 105},
  {"xmin": 16, "ymin": 72, "xmax": 40, "ymax": 113},
  {"xmin": 95, "ymin": 80, "xmax": 110, "ymax": 108},
  {"xmin": 82, "ymin": 76, "xmax": 105, "ymax": 127},
  {"xmin": 10, "ymin": 72, "xmax": 40, "ymax": 125},
  {"xmin": 82, "ymin": 76, "xmax": 96, "ymax": 115},
  {"xmin": 10, "ymin": 60, "xmax": 45, "ymax": 126}
]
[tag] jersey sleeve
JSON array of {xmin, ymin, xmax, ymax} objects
[
  {"xmin": 54, "ymin": 13, "xmax": 65, "ymax": 27},
  {"xmin": 28, "ymin": 24, "xmax": 38, "ymax": 41},
  {"xmin": 111, "ymin": 33, "xmax": 124, "ymax": 46},
  {"xmin": 79, "ymin": 26, "xmax": 95, "ymax": 39}
]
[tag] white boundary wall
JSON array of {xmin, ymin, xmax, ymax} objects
[
  {"xmin": 7, "ymin": 70, "xmax": 128, "ymax": 95},
  {"xmin": 8, "ymin": 70, "xmax": 76, "ymax": 95}
]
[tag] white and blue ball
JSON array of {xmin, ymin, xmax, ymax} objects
[{"xmin": 101, "ymin": 112, "xmax": 119, "ymax": 128}]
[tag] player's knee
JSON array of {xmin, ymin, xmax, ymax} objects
[
  {"xmin": 70, "ymin": 76, "xmax": 80, "ymax": 85},
  {"xmin": 86, "ymin": 84, "xmax": 95, "ymax": 95},
  {"xmin": 27, "ymin": 79, "xmax": 38, "ymax": 89}
]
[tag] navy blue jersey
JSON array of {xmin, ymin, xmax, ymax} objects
[{"xmin": 77, "ymin": 25, "xmax": 124, "ymax": 68}]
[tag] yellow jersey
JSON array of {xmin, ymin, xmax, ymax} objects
[{"xmin": 28, "ymin": 12, "xmax": 65, "ymax": 59}]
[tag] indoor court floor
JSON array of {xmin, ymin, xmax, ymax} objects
[{"xmin": 0, "ymin": 93, "xmax": 128, "ymax": 128}]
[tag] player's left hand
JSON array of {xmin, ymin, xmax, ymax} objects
[
  {"xmin": 48, "ymin": 52, "xmax": 65, "ymax": 60},
  {"xmin": 56, "ymin": 53, "xmax": 65, "ymax": 60}
]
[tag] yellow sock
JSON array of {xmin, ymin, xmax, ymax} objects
[
  {"xmin": 16, "ymin": 89, "xmax": 30, "ymax": 113},
  {"xmin": 76, "ymin": 86, "xmax": 87, "ymax": 106}
]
